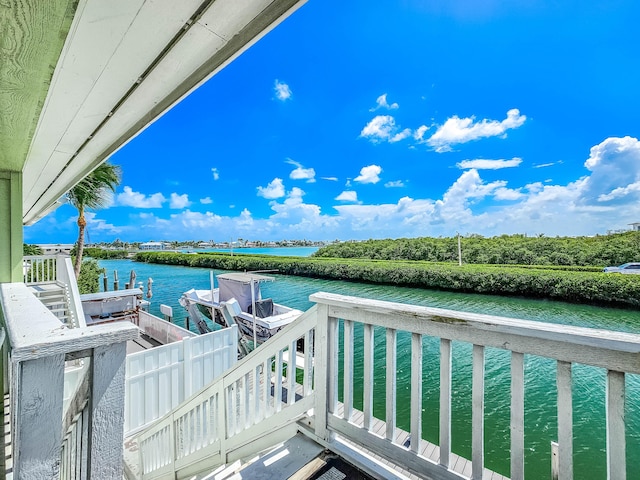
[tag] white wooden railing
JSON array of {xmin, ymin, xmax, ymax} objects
[
  {"xmin": 23, "ymin": 254, "xmax": 58, "ymax": 284},
  {"xmin": 311, "ymin": 292, "xmax": 640, "ymax": 480},
  {"xmin": 134, "ymin": 310, "xmax": 196, "ymax": 344},
  {"xmin": 1, "ymin": 282, "xmax": 139, "ymax": 479},
  {"xmin": 132, "ymin": 306, "xmax": 317, "ymax": 480},
  {"xmin": 125, "ymin": 326, "xmax": 238, "ymax": 435},
  {"xmin": 131, "ymin": 292, "xmax": 640, "ymax": 480},
  {"xmin": 23, "ymin": 254, "xmax": 85, "ymax": 328}
]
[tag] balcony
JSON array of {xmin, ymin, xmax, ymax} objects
[{"xmin": 2, "ymin": 256, "xmax": 640, "ymax": 479}]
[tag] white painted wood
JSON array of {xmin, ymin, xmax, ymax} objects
[
  {"xmin": 551, "ymin": 441, "xmax": 559, "ymax": 480},
  {"xmin": 556, "ymin": 361, "xmax": 573, "ymax": 480},
  {"xmin": 310, "ymin": 292, "xmax": 640, "ymax": 374},
  {"xmin": 14, "ymin": 354, "xmax": 65, "ymax": 479},
  {"xmin": 472, "ymin": 344, "xmax": 484, "ymax": 480},
  {"xmin": 440, "ymin": 338, "xmax": 452, "ymax": 468},
  {"xmin": 304, "ymin": 329, "xmax": 313, "ymax": 397},
  {"xmin": 510, "ymin": 352, "xmax": 525, "ymax": 480},
  {"xmin": 386, "ymin": 328, "xmax": 397, "ymax": 442},
  {"xmin": 275, "ymin": 349, "xmax": 284, "ymax": 412},
  {"xmin": 606, "ymin": 370, "xmax": 626, "ymax": 480},
  {"xmin": 288, "ymin": 340, "xmax": 296, "ymax": 405},
  {"xmin": 124, "ymin": 327, "xmax": 236, "ymax": 435},
  {"xmin": 344, "ymin": 319, "xmax": 354, "ymax": 422},
  {"xmin": 328, "ymin": 315, "xmax": 339, "ymax": 417},
  {"xmin": 410, "ymin": 332, "xmax": 422, "ymax": 453},
  {"xmin": 363, "ymin": 322, "xmax": 374, "ymax": 430},
  {"xmin": 89, "ymin": 342, "xmax": 127, "ymax": 479},
  {"xmin": 134, "ymin": 305, "xmax": 319, "ymax": 477},
  {"xmin": 60, "ymin": 255, "xmax": 87, "ymax": 328}
]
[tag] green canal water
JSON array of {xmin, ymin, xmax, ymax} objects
[{"xmin": 98, "ymin": 259, "xmax": 640, "ymax": 480}]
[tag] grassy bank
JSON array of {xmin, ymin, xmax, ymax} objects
[{"xmin": 134, "ymin": 252, "xmax": 640, "ymax": 308}]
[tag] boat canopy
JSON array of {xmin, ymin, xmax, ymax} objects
[{"xmin": 218, "ymin": 273, "xmax": 274, "ymax": 312}]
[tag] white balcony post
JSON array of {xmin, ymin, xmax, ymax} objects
[
  {"xmin": 13, "ymin": 354, "xmax": 65, "ymax": 479},
  {"xmin": 314, "ymin": 303, "xmax": 331, "ymax": 441},
  {"xmin": 88, "ymin": 342, "xmax": 127, "ymax": 478}
]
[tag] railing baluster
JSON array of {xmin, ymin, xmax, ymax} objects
[
  {"xmin": 304, "ymin": 330, "xmax": 313, "ymax": 396},
  {"xmin": 472, "ymin": 344, "xmax": 485, "ymax": 479},
  {"xmin": 254, "ymin": 364, "xmax": 261, "ymax": 424},
  {"xmin": 410, "ymin": 332, "xmax": 422, "ymax": 453},
  {"xmin": 263, "ymin": 357, "xmax": 271, "ymax": 418},
  {"xmin": 386, "ymin": 328, "xmax": 397, "ymax": 442},
  {"xmin": 556, "ymin": 361, "xmax": 573, "ymax": 480},
  {"xmin": 288, "ymin": 340, "xmax": 296, "ymax": 405},
  {"xmin": 511, "ymin": 352, "xmax": 525, "ymax": 480},
  {"xmin": 440, "ymin": 338, "xmax": 452, "ymax": 468},
  {"xmin": 607, "ymin": 370, "xmax": 626, "ymax": 480},
  {"xmin": 343, "ymin": 319, "xmax": 354, "ymax": 421},
  {"xmin": 363, "ymin": 323, "xmax": 374, "ymax": 430},
  {"xmin": 275, "ymin": 349, "xmax": 283, "ymax": 412},
  {"xmin": 328, "ymin": 316, "xmax": 339, "ymax": 415}
]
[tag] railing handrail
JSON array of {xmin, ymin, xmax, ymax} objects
[
  {"xmin": 311, "ymin": 291, "xmax": 640, "ymax": 373},
  {"xmin": 136, "ymin": 304, "xmax": 318, "ymax": 437},
  {"xmin": 132, "ymin": 305, "xmax": 318, "ymax": 478},
  {"xmin": 59, "ymin": 256, "xmax": 87, "ymax": 328}
]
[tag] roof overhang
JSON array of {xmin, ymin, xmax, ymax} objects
[{"xmin": 6, "ymin": 0, "xmax": 306, "ymax": 225}]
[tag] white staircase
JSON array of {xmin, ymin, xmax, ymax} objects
[{"xmin": 29, "ymin": 283, "xmax": 74, "ymax": 326}]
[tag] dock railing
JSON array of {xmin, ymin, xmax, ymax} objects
[
  {"xmin": 0, "ymin": 282, "xmax": 139, "ymax": 479},
  {"xmin": 132, "ymin": 292, "xmax": 640, "ymax": 480}
]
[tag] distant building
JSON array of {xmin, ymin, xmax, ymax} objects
[
  {"xmin": 139, "ymin": 241, "xmax": 168, "ymax": 251},
  {"xmin": 629, "ymin": 223, "xmax": 640, "ymax": 231},
  {"xmin": 36, "ymin": 244, "xmax": 74, "ymax": 255}
]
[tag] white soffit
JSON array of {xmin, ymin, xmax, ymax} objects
[{"xmin": 22, "ymin": 0, "xmax": 306, "ymax": 225}]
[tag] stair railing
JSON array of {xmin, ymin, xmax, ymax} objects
[{"xmin": 133, "ymin": 305, "xmax": 318, "ymax": 480}]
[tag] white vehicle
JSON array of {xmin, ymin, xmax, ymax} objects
[{"xmin": 603, "ymin": 262, "xmax": 640, "ymax": 274}]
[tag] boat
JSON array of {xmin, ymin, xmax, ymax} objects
[{"xmin": 179, "ymin": 272, "xmax": 303, "ymax": 346}]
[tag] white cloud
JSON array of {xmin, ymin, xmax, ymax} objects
[
  {"xmin": 391, "ymin": 128, "xmax": 412, "ymax": 143},
  {"xmin": 45, "ymin": 136, "xmax": 640, "ymax": 243},
  {"xmin": 360, "ymin": 115, "xmax": 411, "ymax": 144},
  {"xmin": 170, "ymin": 193, "xmax": 191, "ymax": 209},
  {"xmin": 533, "ymin": 162, "xmax": 558, "ymax": 169},
  {"xmin": 322, "ymin": 177, "xmax": 338, "ymax": 181},
  {"xmin": 211, "ymin": 168, "xmax": 220, "ymax": 180},
  {"xmin": 257, "ymin": 178, "xmax": 286, "ymax": 199},
  {"xmin": 84, "ymin": 212, "xmax": 122, "ymax": 234},
  {"xmin": 200, "ymin": 197, "xmax": 213, "ymax": 204},
  {"xmin": 582, "ymin": 136, "xmax": 640, "ymax": 204},
  {"xmin": 354, "ymin": 165, "xmax": 382, "ymax": 184},
  {"xmin": 494, "ymin": 187, "xmax": 524, "ymax": 201},
  {"xmin": 385, "ymin": 180, "xmax": 405, "ymax": 188},
  {"xmin": 274, "ymin": 80, "xmax": 292, "ymax": 101},
  {"xmin": 457, "ymin": 157, "xmax": 523, "ymax": 170},
  {"xmin": 414, "ymin": 125, "xmax": 429, "ymax": 141},
  {"xmin": 116, "ymin": 186, "xmax": 166, "ymax": 208},
  {"xmin": 335, "ymin": 191, "xmax": 358, "ymax": 202},
  {"xmin": 370, "ymin": 93, "xmax": 399, "ymax": 111},
  {"xmin": 286, "ymin": 159, "xmax": 316, "ymax": 183},
  {"xmin": 427, "ymin": 109, "xmax": 526, "ymax": 152}
]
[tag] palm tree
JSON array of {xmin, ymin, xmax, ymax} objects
[{"xmin": 68, "ymin": 162, "xmax": 121, "ymax": 277}]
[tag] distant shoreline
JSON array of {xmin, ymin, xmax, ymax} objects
[{"xmin": 134, "ymin": 251, "xmax": 640, "ymax": 309}]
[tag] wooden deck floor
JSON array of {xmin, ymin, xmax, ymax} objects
[{"xmin": 328, "ymin": 401, "xmax": 508, "ymax": 480}]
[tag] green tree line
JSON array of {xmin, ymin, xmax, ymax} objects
[
  {"xmin": 314, "ymin": 232, "xmax": 640, "ymax": 266},
  {"xmin": 135, "ymin": 252, "xmax": 640, "ymax": 308}
]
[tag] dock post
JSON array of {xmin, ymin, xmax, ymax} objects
[
  {"xmin": 113, "ymin": 270, "xmax": 119, "ymax": 290},
  {"xmin": 102, "ymin": 270, "xmax": 108, "ymax": 292}
]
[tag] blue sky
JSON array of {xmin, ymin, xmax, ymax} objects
[{"xmin": 25, "ymin": 0, "xmax": 640, "ymax": 243}]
